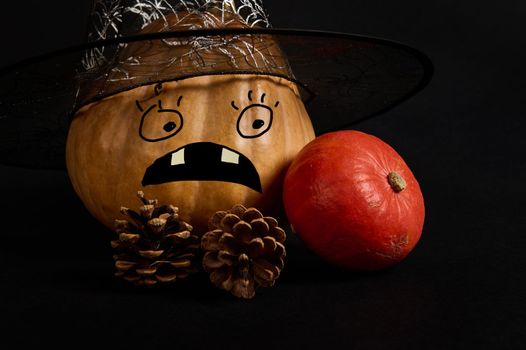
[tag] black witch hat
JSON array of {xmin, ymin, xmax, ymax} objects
[{"xmin": 0, "ymin": 0, "xmax": 432, "ymax": 169}]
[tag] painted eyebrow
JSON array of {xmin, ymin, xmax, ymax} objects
[
  {"xmin": 136, "ymin": 100, "xmax": 144, "ymax": 112},
  {"xmin": 231, "ymin": 101, "xmax": 240, "ymax": 110},
  {"xmin": 177, "ymin": 96, "xmax": 183, "ymax": 107},
  {"xmin": 261, "ymin": 93, "xmax": 266, "ymax": 103},
  {"xmin": 154, "ymin": 83, "xmax": 163, "ymax": 96},
  {"xmin": 248, "ymin": 90, "xmax": 253, "ymax": 102}
]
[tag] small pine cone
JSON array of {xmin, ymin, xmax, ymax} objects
[
  {"xmin": 201, "ymin": 204, "xmax": 287, "ymax": 299},
  {"xmin": 111, "ymin": 191, "xmax": 200, "ymax": 287}
]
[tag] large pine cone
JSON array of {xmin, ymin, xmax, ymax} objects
[
  {"xmin": 111, "ymin": 191, "xmax": 200, "ymax": 287},
  {"xmin": 201, "ymin": 205, "xmax": 287, "ymax": 299}
]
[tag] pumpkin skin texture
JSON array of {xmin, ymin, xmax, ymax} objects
[
  {"xmin": 66, "ymin": 74, "xmax": 315, "ymax": 233},
  {"xmin": 283, "ymin": 130, "xmax": 425, "ymax": 271}
]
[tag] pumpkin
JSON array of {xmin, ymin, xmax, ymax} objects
[
  {"xmin": 282, "ymin": 130, "xmax": 425, "ymax": 270},
  {"xmin": 66, "ymin": 74, "xmax": 315, "ymax": 232}
]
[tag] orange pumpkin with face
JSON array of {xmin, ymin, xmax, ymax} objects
[{"xmin": 66, "ymin": 74, "xmax": 315, "ymax": 232}]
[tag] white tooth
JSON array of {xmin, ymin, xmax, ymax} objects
[
  {"xmin": 221, "ymin": 148, "xmax": 240, "ymax": 164},
  {"xmin": 171, "ymin": 148, "xmax": 185, "ymax": 166}
]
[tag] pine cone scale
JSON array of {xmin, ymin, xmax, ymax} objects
[
  {"xmin": 123, "ymin": 275, "xmax": 142, "ymax": 283},
  {"xmin": 218, "ymin": 233, "xmax": 239, "ymax": 252},
  {"xmin": 153, "ymin": 205, "xmax": 178, "ymax": 218},
  {"xmin": 119, "ymin": 233, "xmax": 140, "ymax": 243},
  {"xmin": 120, "ymin": 207, "xmax": 144, "ymax": 227},
  {"xmin": 147, "ymin": 218, "xmax": 167, "ymax": 233},
  {"xmin": 209, "ymin": 211, "xmax": 228, "ymax": 229},
  {"xmin": 254, "ymin": 258, "xmax": 281, "ymax": 276},
  {"xmin": 165, "ymin": 230, "xmax": 191, "ymax": 240},
  {"xmin": 210, "ymin": 266, "xmax": 232, "ymax": 287},
  {"xmin": 136, "ymin": 267, "xmax": 158, "ymax": 276},
  {"xmin": 247, "ymin": 238, "xmax": 265, "ymax": 257},
  {"xmin": 251, "ymin": 218, "xmax": 270, "ymax": 236},
  {"xmin": 263, "ymin": 236, "xmax": 278, "ymax": 253},
  {"xmin": 264, "ymin": 217, "xmax": 279, "ymax": 229},
  {"xmin": 201, "ymin": 230, "xmax": 222, "ymax": 251},
  {"xmin": 220, "ymin": 214, "xmax": 241, "ymax": 232},
  {"xmin": 217, "ymin": 250, "xmax": 237, "ymax": 266},
  {"xmin": 142, "ymin": 279, "xmax": 158, "ymax": 287},
  {"xmin": 241, "ymin": 208, "xmax": 264, "ymax": 222},
  {"xmin": 232, "ymin": 278, "xmax": 255, "ymax": 299},
  {"xmin": 253, "ymin": 263, "xmax": 276, "ymax": 282},
  {"xmin": 140, "ymin": 204, "xmax": 155, "ymax": 219},
  {"xmin": 269, "ymin": 227, "xmax": 286, "ymax": 242},
  {"xmin": 169, "ymin": 259, "xmax": 192, "ymax": 268},
  {"xmin": 203, "ymin": 251, "xmax": 226, "ymax": 269},
  {"xmin": 275, "ymin": 242, "xmax": 286, "ymax": 259},
  {"xmin": 230, "ymin": 205, "xmax": 247, "ymax": 217},
  {"xmin": 156, "ymin": 274, "xmax": 178, "ymax": 283},
  {"xmin": 172, "ymin": 252, "xmax": 197, "ymax": 260},
  {"xmin": 221, "ymin": 273, "xmax": 236, "ymax": 291},
  {"xmin": 115, "ymin": 261, "xmax": 137, "ymax": 271},
  {"xmin": 233, "ymin": 221, "xmax": 252, "ymax": 237},
  {"xmin": 138, "ymin": 250, "xmax": 165, "ymax": 259}
]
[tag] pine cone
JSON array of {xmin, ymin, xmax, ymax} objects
[
  {"xmin": 111, "ymin": 191, "xmax": 200, "ymax": 287},
  {"xmin": 201, "ymin": 205, "xmax": 287, "ymax": 299}
]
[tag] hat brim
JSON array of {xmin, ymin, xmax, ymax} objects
[{"xmin": 0, "ymin": 28, "xmax": 432, "ymax": 169}]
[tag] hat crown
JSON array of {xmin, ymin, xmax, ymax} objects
[
  {"xmin": 77, "ymin": 0, "xmax": 293, "ymax": 110},
  {"xmin": 83, "ymin": 0, "xmax": 272, "ymax": 71},
  {"xmin": 86, "ymin": 0, "xmax": 271, "ymax": 40}
]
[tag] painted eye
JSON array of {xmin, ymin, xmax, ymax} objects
[
  {"xmin": 140, "ymin": 106, "xmax": 183, "ymax": 142},
  {"xmin": 164, "ymin": 121, "xmax": 177, "ymax": 132},
  {"xmin": 252, "ymin": 119, "xmax": 265, "ymax": 129},
  {"xmin": 237, "ymin": 104, "xmax": 273, "ymax": 139}
]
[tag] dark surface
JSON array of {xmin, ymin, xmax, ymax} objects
[{"xmin": 1, "ymin": 1, "xmax": 525, "ymax": 348}]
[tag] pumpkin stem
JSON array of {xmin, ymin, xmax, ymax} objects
[{"xmin": 388, "ymin": 172, "xmax": 407, "ymax": 193}]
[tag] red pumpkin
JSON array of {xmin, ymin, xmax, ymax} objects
[{"xmin": 283, "ymin": 130, "xmax": 425, "ymax": 270}]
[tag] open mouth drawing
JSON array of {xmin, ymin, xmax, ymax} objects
[{"xmin": 142, "ymin": 142, "xmax": 262, "ymax": 193}]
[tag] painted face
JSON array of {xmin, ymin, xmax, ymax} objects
[
  {"xmin": 137, "ymin": 86, "xmax": 281, "ymax": 193},
  {"xmin": 66, "ymin": 74, "xmax": 315, "ymax": 231}
]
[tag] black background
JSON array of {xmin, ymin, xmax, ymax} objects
[{"xmin": 1, "ymin": 1, "xmax": 525, "ymax": 348}]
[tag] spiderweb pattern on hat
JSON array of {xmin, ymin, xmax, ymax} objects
[
  {"xmin": 77, "ymin": 0, "xmax": 294, "ymax": 109},
  {"xmin": 83, "ymin": 0, "xmax": 271, "ymax": 71}
]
